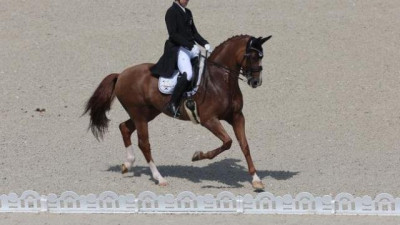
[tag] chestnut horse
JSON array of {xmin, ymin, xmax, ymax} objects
[{"xmin": 84, "ymin": 34, "xmax": 272, "ymax": 190}]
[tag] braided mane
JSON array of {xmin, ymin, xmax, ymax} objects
[{"xmin": 209, "ymin": 34, "xmax": 251, "ymax": 58}]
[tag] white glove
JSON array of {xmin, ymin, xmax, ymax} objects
[
  {"xmin": 204, "ymin": 44, "xmax": 213, "ymax": 53},
  {"xmin": 190, "ymin": 45, "xmax": 200, "ymax": 57}
]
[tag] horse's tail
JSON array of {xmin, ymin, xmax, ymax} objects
[{"xmin": 83, "ymin": 73, "xmax": 119, "ymax": 140}]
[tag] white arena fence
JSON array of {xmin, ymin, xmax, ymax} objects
[{"xmin": 1, "ymin": 190, "xmax": 399, "ymax": 215}]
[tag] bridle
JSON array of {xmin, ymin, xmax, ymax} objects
[
  {"xmin": 203, "ymin": 37, "xmax": 263, "ymax": 82},
  {"xmin": 240, "ymin": 37, "xmax": 264, "ymax": 80}
]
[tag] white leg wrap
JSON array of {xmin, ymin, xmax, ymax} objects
[
  {"xmin": 149, "ymin": 161, "xmax": 167, "ymax": 184},
  {"xmin": 252, "ymin": 173, "xmax": 261, "ymax": 183},
  {"xmin": 124, "ymin": 145, "xmax": 135, "ymax": 168}
]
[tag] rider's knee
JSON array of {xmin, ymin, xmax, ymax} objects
[
  {"xmin": 185, "ymin": 71, "xmax": 193, "ymax": 81},
  {"xmin": 179, "ymin": 70, "xmax": 192, "ymax": 81}
]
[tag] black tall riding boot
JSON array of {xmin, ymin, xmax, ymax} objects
[
  {"xmin": 167, "ymin": 72, "xmax": 189, "ymax": 117},
  {"xmin": 191, "ymin": 57, "xmax": 199, "ymax": 87}
]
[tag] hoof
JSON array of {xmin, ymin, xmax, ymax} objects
[
  {"xmin": 252, "ymin": 181, "xmax": 265, "ymax": 191},
  {"xmin": 121, "ymin": 164, "xmax": 128, "ymax": 174},
  {"xmin": 158, "ymin": 179, "xmax": 168, "ymax": 187},
  {"xmin": 192, "ymin": 151, "xmax": 203, "ymax": 161}
]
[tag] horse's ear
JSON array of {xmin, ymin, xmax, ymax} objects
[{"xmin": 260, "ymin": 35, "xmax": 272, "ymax": 45}]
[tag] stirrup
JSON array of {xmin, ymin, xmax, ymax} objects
[
  {"xmin": 184, "ymin": 99, "xmax": 200, "ymax": 124},
  {"xmin": 167, "ymin": 103, "xmax": 180, "ymax": 118}
]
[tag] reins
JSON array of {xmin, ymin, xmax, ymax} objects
[{"xmin": 200, "ymin": 54, "xmax": 246, "ymax": 82}]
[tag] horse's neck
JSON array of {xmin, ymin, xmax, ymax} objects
[
  {"xmin": 202, "ymin": 48, "xmax": 242, "ymax": 98},
  {"xmin": 210, "ymin": 44, "xmax": 240, "ymax": 70},
  {"xmin": 196, "ymin": 38, "xmax": 248, "ymax": 112},
  {"xmin": 209, "ymin": 42, "xmax": 243, "ymax": 88}
]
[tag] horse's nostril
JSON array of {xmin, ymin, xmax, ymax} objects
[{"xmin": 252, "ymin": 80, "xmax": 259, "ymax": 86}]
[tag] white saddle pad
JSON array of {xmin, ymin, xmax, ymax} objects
[{"xmin": 158, "ymin": 55, "xmax": 205, "ymax": 96}]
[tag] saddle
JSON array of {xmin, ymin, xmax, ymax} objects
[{"xmin": 158, "ymin": 56, "xmax": 205, "ymax": 96}]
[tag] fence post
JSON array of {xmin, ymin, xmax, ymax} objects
[
  {"xmin": 40, "ymin": 195, "xmax": 48, "ymax": 212},
  {"xmin": 331, "ymin": 199, "xmax": 336, "ymax": 215},
  {"xmin": 236, "ymin": 195, "xmax": 243, "ymax": 214}
]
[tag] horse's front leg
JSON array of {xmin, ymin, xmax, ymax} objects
[
  {"xmin": 230, "ymin": 112, "xmax": 264, "ymax": 190},
  {"xmin": 192, "ymin": 118, "xmax": 232, "ymax": 161}
]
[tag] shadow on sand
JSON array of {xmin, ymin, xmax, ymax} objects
[{"xmin": 107, "ymin": 158, "xmax": 299, "ymax": 189}]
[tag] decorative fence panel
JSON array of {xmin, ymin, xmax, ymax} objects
[{"xmin": 1, "ymin": 191, "xmax": 399, "ymax": 215}]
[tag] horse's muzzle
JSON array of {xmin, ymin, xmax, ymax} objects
[{"xmin": 248, "ymin": 77, "xmax": 262, "ymax": 88}]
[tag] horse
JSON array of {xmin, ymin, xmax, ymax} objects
[{"xmin": 83, "ymin": 34, "xmax": 272, "ymax": 190}]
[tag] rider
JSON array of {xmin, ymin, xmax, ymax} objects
[{"xmin": 151, "ymin": 0, "xmax": 212, "ymax": 117}]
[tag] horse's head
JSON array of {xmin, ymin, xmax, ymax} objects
[{"xmin": 239, "ymin": 36, "xmax": 272, "ymax": 88}]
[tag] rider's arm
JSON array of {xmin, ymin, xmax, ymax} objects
[{"xmin": 190, "ymin": 15, "xmax": 208, "ymax": 47}]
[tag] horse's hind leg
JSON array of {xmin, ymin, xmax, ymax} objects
[
  {"xmin": 192, "ymin": 118, "xmax": 232, "ymax": 161},
  {"xmin": 119, "ymin": 119, "xmax": 136, "ymax": 174},
  {"xmin": 134, "ymin": 119, "xmax": 168, "ymax": 186},
  {"xmin": 128, "ymin": 106, "xmax": 167, "ymax": 186}
]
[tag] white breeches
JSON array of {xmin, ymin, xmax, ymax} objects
[{"xmin": 178, "ymin": 47, "xmax": 197, "ymax": 81}]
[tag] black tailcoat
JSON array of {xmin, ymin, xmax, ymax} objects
[{"xmin": 151, "ymin": 3, "xmax": 208, "ymax": 77}]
